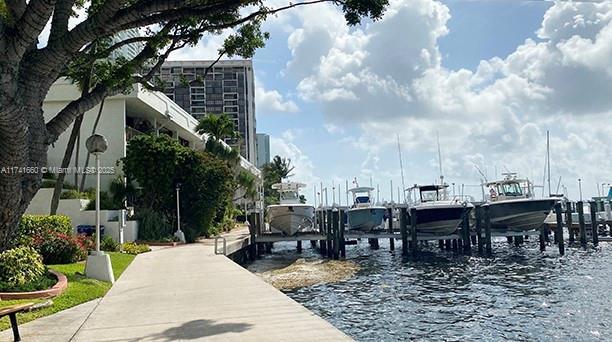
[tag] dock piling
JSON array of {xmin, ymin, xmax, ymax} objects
[
  {"xmin": 332, "ymin": 209, "xmax": 340, "ymax": 260},
  {"xmin": 387, "ymin": 207, "xmax": 395, "ymax": 251},
  {"xmin": 578, "ymin": 201, "xmax": 587, "ymax": 247},
  {"xmin": 319, "ymin": 211, "xmax": 327, "ymax": 256},
  {"xmin": 339, "ymin": 209, "xmax": 346, "ymax": 258},
  {"xmin": 409, "ymin": 207, "xmax": 418, "ymax": 257},
  {"xmin": 326, "ymin": 210, "xmax": 333, "ymax": 258},
  {"xmin": 483, "ymin": 205, "xmax": 492, "ymax": 255},
  {"xmin": 462, "ymin": 211, "xmax": 471, "ymax": 253},
  {"xmin": 555, "ymin": 202, "xmax": 565, "ymax": 256},
  {"xmin": 566, "ymin": 204, "xmax": 575, "ymax": 244},
  {"xmin": 590, "ymin": 201, "xmax": 599, "ymax": 246},
  {"xmin": 297, "ymin": 240, "xmax": 302, "ymax": 253},
  {"xmin": 539, "ymin": 223, "xmax": 546, "ymax": 252},
  {"xmin": 400, "ymin": 207, "xmax": 408, "ymax": 257},
  {"xmin": 475, "ymin": 206, "xmax": 484, "ymax": 254}
]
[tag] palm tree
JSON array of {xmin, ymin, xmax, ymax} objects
[
  {"xmin": 196, "ymin": 113, "xmax": 240, "ymax": 141},
  {"xmin": 268, "ymin": 155, "xmax": 294, "ymax": 180}
]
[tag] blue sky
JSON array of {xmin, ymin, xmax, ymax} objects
[{"xmin": 172, "ymin": 0, "xmax": 612, "ymax": 204}]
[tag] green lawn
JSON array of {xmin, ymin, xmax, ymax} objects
[{"xmin": 0, "ymin": 252, "xmax": 135, "ymax": 331}]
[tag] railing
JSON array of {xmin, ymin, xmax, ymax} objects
[{"xmin": 125, "ymin": 126, "xmax": 145, "ymax": 141}]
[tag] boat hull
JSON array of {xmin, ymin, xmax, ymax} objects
[
  {"xmin": 412, "ymin": 205, "xmax": 468, "ymax": 236},
  {"xmin": 488, "ymin": 198, "xmax": 557, "ymax": 231},
  {"xmin": 347, "ymin": 207, "xmax": 386, "ymax": 231},
  {"xmin": 267, "ymin": 204, "xmax": 315, "ymax": 236}
]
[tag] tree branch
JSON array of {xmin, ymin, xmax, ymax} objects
[
  {"xmin": 7, "ymin": 0, "xmax": 57, "ymax": 60},
  {"xmin": 49, "ymin": 0, "xmax": 77, "ymax": 44}
]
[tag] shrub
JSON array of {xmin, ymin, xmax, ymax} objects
[
  {"xmin": 100, "ymin": 235, "xmax": 120, "ymax": 252},
  {"xmin": 0, "ymin": 247, "xmax": 46, "ymax": 288},
  {"xmin": 85, "ymin": 191, "xmax": 119, "ymax": 210},
  {"xmin": 18, "ymin": 215, "xmax": 72, "ymax": 246},
  {"xmin": 137, "ymin": 207, "xmax": 173, "ymax": 241},
  {"xmin": 60, "ymin": 190, "xmax": 90, "ymax": 200},
  {"xmin": 123, "ymin": 135, "xmax": 234, "ymax": 242},
  {"xmin": 33, "ymin": 232, "xmax": 88, "ymax": 264},
  {"xmin": 122, "ymin": 242, "xmax": 150, "ymax": 255}
]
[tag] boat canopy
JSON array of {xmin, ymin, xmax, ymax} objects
[
  {"xmin": 348, "ymin": 186, "xmax": 375, "ymax": 193},
  {"xmin": 408, "ymin": 184, "xmax": 448, "ymax": 203},
  {"xmin": 272, "ymin": 182, "xmax": 306, "ymax": 192}
]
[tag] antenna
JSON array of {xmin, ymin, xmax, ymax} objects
[
  {"xmin": 474, "ymin": 164, "xmax": 487, "ymax": 183},
  {"xmin": 436, "ymin": 131, "xmax": 444, "ymax": 185},
  {"xmin": 397, "ymin": 134, "xmax": 406, "ymax": 203}
]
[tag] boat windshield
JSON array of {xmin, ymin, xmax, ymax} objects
[
  {"xmin": 498, "ymin": 182, "xmax": 523, "ymax": 197},
  {"xmin": 420, "ymin": 190, "xmax": 439, "ymax": 202},
  {"xmin": 280, "ymin": 191, "xmax": 298, "ymax": 201},
  {"xmin": 355, "ymin": 196, "xmax": 370, "ymax": 204}
]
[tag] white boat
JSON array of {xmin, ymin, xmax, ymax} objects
[
  {"xmin": 267, "ymin": 182, "xmax": 315, "ymax": 236},
  {"xmin": 407, "ymin": 184, "xmax": 472, "ymax": 236},
  {"xmin": 485, "ymin": 173, "xmax": 557, "ymax": 232},
  {"xmin": 346, "ymin": 187, "xmax": 386, "ymax": 231}
]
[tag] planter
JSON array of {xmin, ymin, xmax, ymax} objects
[{"xmin": 0, "ymin": 270, "xmax": 68, "ymax": 300}]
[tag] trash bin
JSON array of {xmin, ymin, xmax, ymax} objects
[{"xmin": 77, "ymin": 225, "xmax": 105, "ymax": 237}]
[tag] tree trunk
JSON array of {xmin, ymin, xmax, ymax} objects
[{"xmin": 50, "ymin": 113, "xmax": 85, "ymax": 214}]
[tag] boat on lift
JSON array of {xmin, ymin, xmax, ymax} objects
[
  {"xmin": 347, "ymin": 186, "xmax": 387, "ymax": 231},
  {"xmin": 407, "ymin": 184, "xmax": 472, "ymax": 236},
  {"xmin": 485, "ymin": 173, "xmax": 557, "ymax": 232},
  {"xmin": 267, "ymin": 182, "xmax": 315, "ymax": 236}
]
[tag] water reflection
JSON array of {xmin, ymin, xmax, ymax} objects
[{"xmin": 263, "ymin": 240, "xmax": 612, "ymax": 341}]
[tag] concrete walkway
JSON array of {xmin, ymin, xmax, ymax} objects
[{"xmin": 3, "ymin": 231, "xmax": 350, "ymax": 341}]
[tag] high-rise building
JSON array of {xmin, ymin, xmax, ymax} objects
[
  {"xmin": 256, "ymin": 133, "xmax": 270, "ymax": 168},
  {"xmin": 155, "ymin": 60, "xmax": 257, "ymax": 164}
]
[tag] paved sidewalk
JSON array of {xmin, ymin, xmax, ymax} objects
[
  {"xmin": 2, "ymin": 230, "xmax": 350, "ymax": 341},
  {"xmin": 72, "ymin": 243, "xmax": 350, "ymax": 341},
  {"xmin": 0, "ymin": 299, "xmax": 100, "ymax": 342}
]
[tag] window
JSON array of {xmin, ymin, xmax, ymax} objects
[
  {"xmin": 223, "ymin": 93, "xmax": 238, "ymax": 100},
  {"xmin": 191, "ymin": 93, "xmax": 205, "ymax": 101},
  {"xmin": 500, "ymin": 183, "xmax": 523, "ymax": 197},
  {"xmin": 170, "ymin": 67, "xmax": 182, "ymax": 74},
  {"xmin": 223, "ymin": 80, "xmax": 238, "ymax": 87},
  {"xmin": 191, "ymin": 106, "xmax": 206, "ymax": 114},
  {"xmin": 183, "ymin": 67, "xmax": 194, "ymax": 75},
  {"xmin": 190, "ymin": 86, "xmax": 205, "ymax": 94},
  {"xmin": 191, "ymin": 100, "xmax": 205, "ymax": 107},
  {"xmin": 224, "ymin": 106, "xmax": 238, "ymax": 113}
]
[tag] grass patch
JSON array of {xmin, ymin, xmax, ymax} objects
[{"xmin": 0, "ymin": 252, "xmax": 135, "ymax": 331}]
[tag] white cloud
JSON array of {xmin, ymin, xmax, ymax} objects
[
  {"xmin": 255, "ymin": 80, "xmax": 299, "ymax": 113},
  {"xmin": 270, "ymin": 133, "xmax": 320, "ymax": 200},
  {"xmin": 278, "ymin": 0, "xmax": 612, "ymax": 198}
]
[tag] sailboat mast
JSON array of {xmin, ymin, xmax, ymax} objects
[
  {"xmin": 397, "ymin": 134, "xmax": 406, "ymax": 203},
  {"xmin": 437, "ymin": 132, "xmax": 444, "ymax": 185},
  {"xmin": 547, "ymin": 130, "xmax": 551, "ymax": 197}
]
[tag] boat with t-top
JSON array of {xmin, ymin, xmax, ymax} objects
[
  {"xmin": 407, "ymin": 184, "xmax": 472, "ymax": 236},
  {"xmin": 484, "ymin": 173, "xmax": 557, "ymax": 232},
  {"xmin": 346, "ymin": 186, "xmax": 387, "ymax": 231},
  {"xmin": 267, "ymin": 182, "xmax": 315, "ymax": 236}
]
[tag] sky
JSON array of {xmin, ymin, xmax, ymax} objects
[{"xmin": 171, "ymin": 0, "xmax": 612, "ymax": 204}]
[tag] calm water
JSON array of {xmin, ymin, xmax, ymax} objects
[{"xmin": 264, "ymin": 239, "xmax": 612, "ymax": 341}]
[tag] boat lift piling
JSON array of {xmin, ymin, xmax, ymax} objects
[
  {"xmin": 577, "ymin": 201, "xmax": 587, "ymax": 246},
  {"xmin": 566, "ymin": 205, "xmax": 575, "ymax": 244},
  {"xmin": 555, "ymin": 202, "xmax": 565, "ymax": 256},
  {"xmin": 339, "ymin": 208, "xmax": 346, "ymax": 258},
  {"xmin": 409, "ymin": 207, "xmax": 418, "ymax": 257},
  {"xmin": 589, "ymin": 201, "xmax": 599, "ymax": 246},
  {"xmin": 387, "ymin": 207, "xmax": 395, "ymax": 251},
  {"xmin": 326, "ymin": 209, "xmax": 333, "ymax": 258},
  {"xmin": 400, "ymin": 207, "xmax": 408, "ymax": 257},
  {"xmin": 475, "ymin": 206, "xmax": 484, "ymax": 254},
  {"xmin": 483, "ymin": 205, "xmax": 493, "ymax": 255},
  {"xmin": 332, "ymin": 209, "xmax": 340, "ymax": 260}
]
